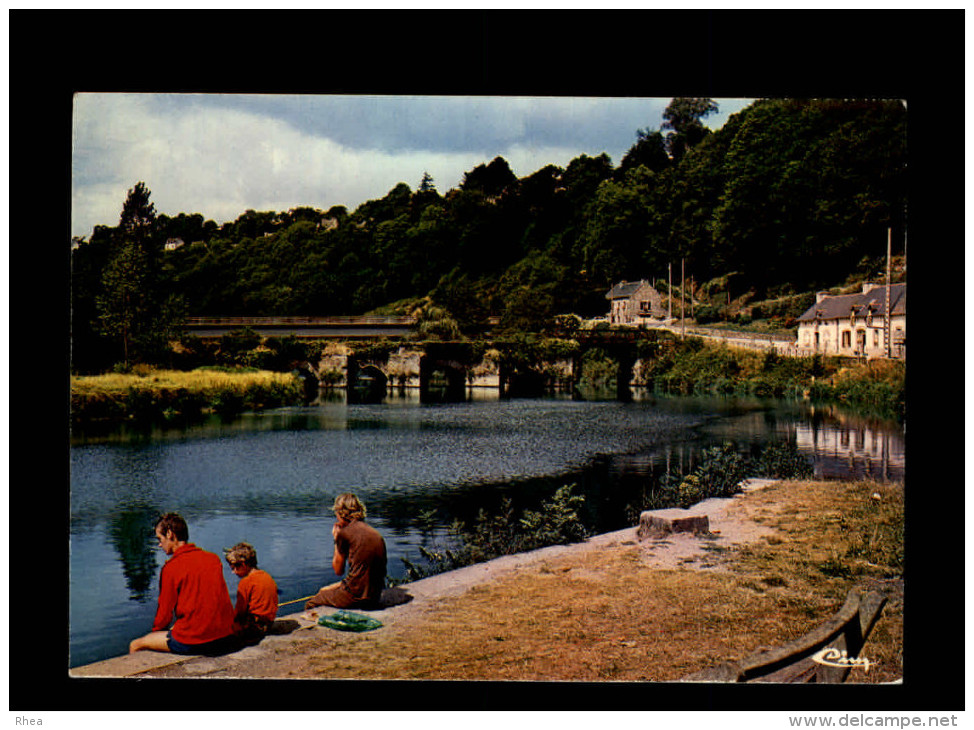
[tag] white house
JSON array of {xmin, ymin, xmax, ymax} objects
[
  {"xmin": 795, "ymin": 282, "xmax": 905, "ymax": 359},
  {"xmin": 605, "ymin": 280, "xmax": 667, "ymax": 325}
]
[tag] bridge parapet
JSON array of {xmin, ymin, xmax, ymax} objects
[{"xmin": 186, "ymin": 315, "xmax": 417, "ymax": 327}]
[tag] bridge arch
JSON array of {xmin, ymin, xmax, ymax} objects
[
  {"xmin": 419, "ymin": 355, "xmax": 467, "ymax": 403},
  {"xmin": 346, "ymin": 361, "xmax": 388, "ymax": 404}
]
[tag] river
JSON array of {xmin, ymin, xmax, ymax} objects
[{"xmin": 68, "ymin": 390, "xmax": 904, "ymax": 668}]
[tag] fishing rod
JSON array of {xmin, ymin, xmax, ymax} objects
[{"xmin": 277, "ymin": 595, "xmax": 316, "ymax": 608}]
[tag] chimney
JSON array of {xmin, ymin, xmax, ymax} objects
[
  {"xmin": 862, "ymin": 282, "xmax": 877, "ymax": 295},
  {"xmin": 816, "ymin": 291, "xmax": 831, "ymax": 304}
]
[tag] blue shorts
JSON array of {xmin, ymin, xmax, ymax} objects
[{"xmin": 167, "ymin": 632, "xmax": 235, "ymax": 656}]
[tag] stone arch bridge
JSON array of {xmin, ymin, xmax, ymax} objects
[
  {"xmin": 184, "ymin": 316, "xmax": 678, "ymax": 403},
  {"xmin": 303, "ymin": 332, "xmax": 674, "ymax": 404}
]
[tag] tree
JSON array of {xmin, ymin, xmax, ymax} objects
[
  {"xmin": 96, "ymin": 239, "xmax": 152, "ymax": 364},
  {"xmin": 618, "ymin": 128, "xmax": 671, "ymax": 176},
  {"xmin": 461, "ymin": 156, "xmax": 517, "ymax": 198},
  {"xmin": 662, "ymin": 98, "xmax": 719, "ymax": 162},
  {"xmin": 418, "ymin": 171, "xmax": 437, "ymax": 194},
  {"xmin": 119, "ymin": 181, "xmax": 156, "ymax": 242},
  {"xmin": 412, "ymin": 171, "xmax": 441, "ymax": 215},
  {"xmin": 96, "ymin": 183, "xmax": 186, "ymax": 364}
]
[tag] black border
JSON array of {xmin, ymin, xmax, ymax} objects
[{"xmin": 12, "ymin": 7, "xmax": 963, "ymax": 715}]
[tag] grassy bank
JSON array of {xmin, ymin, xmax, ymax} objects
[
  {"xmin": 70, "ymin": 367, "xmax": 304, "ymax": 425},
  {"xmin": 371, "ymin": 477, "xmax": 905, "ymax": 682}
]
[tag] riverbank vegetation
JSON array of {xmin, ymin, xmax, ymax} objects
[
  {"xmin": 632, "ymin": 337, "xmax": 905, "ymax": 421},
  {"xmin": 70, "ymin": 367, "xmax": 303, "ymax": 425},
  {"xmin": 401, "ymin": 439, "xmax": 816, "ymax": 583}
]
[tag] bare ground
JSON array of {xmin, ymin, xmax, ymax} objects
[{"xmin": 86, "ymin": 477, "xmax": 903, "ymax": 683}]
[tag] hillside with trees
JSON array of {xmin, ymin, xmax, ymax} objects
[{"xmin": 71, "ymin": 98, "xmax": 907, "ymax": 372}]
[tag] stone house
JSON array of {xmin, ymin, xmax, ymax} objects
[
  {"xmin": 605, "ymin": 280, "xmax": 667, "ymax": 325},
  {"xmin": 795, "ymin": 282, "xmax": 906, "ymax": 359}
]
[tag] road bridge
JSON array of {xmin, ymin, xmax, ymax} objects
[{"xmin": 185, "ymin": 315, "xmax": 418, "ymax": 339}]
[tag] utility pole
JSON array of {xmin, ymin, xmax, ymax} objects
[
  {"xmin": 680, "ymin": 259, "xmax": 692, "ymax": 339},
  {"xmin": 668, "ymin": 263, "xmax": 672, "ymax": 320},
  {"xmin": 885, "ymin": 228, "xmax": 892, "ymax": 359}
]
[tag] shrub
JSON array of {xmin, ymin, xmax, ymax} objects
[
  {"xmin": 693, "ymin": 304, "xmax": 723, "ymax": 324},
  {"xmin": 211, "ymin": 386, "xmax": 245, "ymax": 417},
  {"xmin": 578, "ymin": 348, "xmax": 618, "ymax": 390},
  {"xmin": 399, "ymin": 484, "xmax": 589, "ymax": 582},
  {"xmin": 753, "ymin": 440, "xmax": 814, "ymax": 479},
  {"xmin": 127, "ymin": 386, "xmax": 164, "ymax": 422},
  {"xmin": 518, "ymin": 484, "xmax": 589, "ymax": 548},
  {"xmin": 221, "ymin": 327, "xmax": 261, "ymax": 352},
  {"xmin": 692, "ymin": 443, "xmax": 750, "ymax": 498},
  {"xmin": 625, "ymin": 440, "xmax": 813, "ymax": 521}
]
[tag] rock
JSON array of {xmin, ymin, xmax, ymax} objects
[{"xmin": 637, "ymin": 509, "xmax": 710, "ymax": 540}]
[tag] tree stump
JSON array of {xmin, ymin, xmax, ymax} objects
[{"xmin": 637, "ymin": 508, "xmax": 710, "ymax": 540}]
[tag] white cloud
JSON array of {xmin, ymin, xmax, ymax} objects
[{"xmin": 71, "ymin": 93, "xmax": 755, "ymax": 239}]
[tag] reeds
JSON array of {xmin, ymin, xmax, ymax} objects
[{"xmin": 71, "ymin": 367, "xmax": 304, "ymax": 424}]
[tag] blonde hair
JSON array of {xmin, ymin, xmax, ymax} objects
[
  {"xmin": 224, "ymin": 542, "xmax": 258, "ymax": 568},
  {"xmin": 333, "ymin": 493, "xmax": 366, "ymax": 522}
]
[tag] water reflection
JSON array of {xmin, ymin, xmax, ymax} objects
[
  {"xmin": 106, "ymin": 505, "xmax": 160, "ymax": 601},
  {"xmin": 796, "ymin": 405, "xmax": 904, "ymax": 481}
]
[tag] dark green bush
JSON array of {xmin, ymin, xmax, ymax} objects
[
  {"xmin": 625, "ymin": 440, "xmax": 814, "ymax": 521},
  {"xmin": 127, "ymin": 387, "xmax": 164, "ymax": 422},
  {"xmin": 692, "ymin": 443, "xmax": 751, "ymax": 499},
  {"xmin": 211, "ymin": 386, "xmax": 245, "ymax": 416},
  {"xmin": 399, "ymin": 484, "xmax": 589, "ymax": 582},
  {"xmin": 752, "ymin": 440, "xmax": 814, "ymax": 479},
  {"xmin": 693, "ymin": 304, "xmax": 723, "ymax": 324}
]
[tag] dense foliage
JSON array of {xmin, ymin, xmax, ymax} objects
[
  {"xmin": 71, "ymin": 99, "xmax": 907, "ymax": 373},
  {"xmin": 632, "ymin": 337, "xmax": 905, "ymax": 420},
  {"xmin": 399, "ymin": 483, "xmax": 589, "ymax": 582},
  {"xmin": 624, "ymin": 440, "xmax": 814, "ymax": 520}
]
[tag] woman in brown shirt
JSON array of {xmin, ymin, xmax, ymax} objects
[{"xmin": 304, "ymin": 493, "xmax": 387, "ymax": 611}]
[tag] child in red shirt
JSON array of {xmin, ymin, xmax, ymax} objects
[{"xmin": 224, "ymin": 542, "xmax": 279, "ymax": 644}]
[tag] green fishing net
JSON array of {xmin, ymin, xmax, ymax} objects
[{"xmin": 317, "ymin": 610, "xmax": 383, "ymax": 632}]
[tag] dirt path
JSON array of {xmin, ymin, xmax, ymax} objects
[{"xmin": 71, "ymin": 478, "xmax": 903, "ymax": 682}]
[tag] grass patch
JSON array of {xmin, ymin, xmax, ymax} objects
[
  {"xmin": 71, "ymin": 367, "xmax": 304, "ymax": 425},
  {"xmin": 274, "ymin": 478, "xmax": 903, "ymax": 683}
]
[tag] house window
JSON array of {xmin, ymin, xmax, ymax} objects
[
  {"xmin": 873, "ymin": 330, "xmax": 879, "ymax": 347},
  {"xmin": 841, "ymin": 331, "xmax": 851, "ymax": 348}
]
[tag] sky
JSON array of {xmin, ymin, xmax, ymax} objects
[{"xmin": 71, "ymin": 94, "xmax": 754, "ymax": 241}]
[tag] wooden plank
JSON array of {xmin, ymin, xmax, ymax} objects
[{"xmin": 681, "ymin": 590, "xmax": 888, "ymax": 683}]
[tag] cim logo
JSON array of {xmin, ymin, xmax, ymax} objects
[{"xmin": 811, "ymin": 647, "xmax": 876, "ymax": 673}]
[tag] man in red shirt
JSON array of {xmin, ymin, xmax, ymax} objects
[{"xmin": 129, "ymin": 513, "xmax": 235, "ymax": 655}]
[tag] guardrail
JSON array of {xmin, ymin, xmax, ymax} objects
[{"xmin": 185, "ymin": 316, "xmax": 418, "ymax": 327}]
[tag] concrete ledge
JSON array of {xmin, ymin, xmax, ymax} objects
[
  {"xmin": 636, "ymin": 478, "xmax": 779, "ymax": 542},
  {"xmin": 70, "ymin": 649, "xmax": 192, "ymax": 677},
  {"xmin": 637, "ymin": 510, "xmax": 710, "ymax": 540}
]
